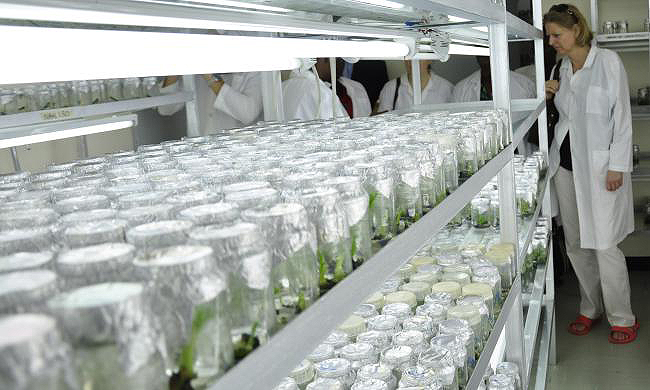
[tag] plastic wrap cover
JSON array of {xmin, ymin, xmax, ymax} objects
[
  {"xmin": 188, "ymin": 222, "xmax": 265, "ymax": 269},
  {"xmin": 354, "ymin": 162, "xmax": 392, "ymax": 200},
  {"xmin": 54, "ymin": 195, "xmax": 110, "ymax": 215},
  {"xmin": 117, "ymin": 204, "xmax": 175, "ymax": 228},
  {"xmin": 0, "ymin": 270, "xmax": 58, "ymax": 313},
  {"xmin": 30, "ymin": 170, "xmax": 70, "ymax": 183},
  {"xmin": 61, "ymin": 219, "xmax": 127, "ymax": 248},
  {"xmin": 0, "ymin": 251, "xmax": 54, "ymax": 273},
  {"xmin": 70, "ymin": 175, "xmax": 109, "ymax": 188},
  {"xmin": 47, "ymin": 283, "xmax": 161, "ymax": 376},
  {"xmin": 0, "ymin": 313, "xmax": 77, "ymax": 390},
  {"xmin": 101, "ymin": 183, "xmax": 152, "ymax": 200},
  {"xmin": 306, "ymin": 378, "xmax": 343, "ymax": 390},
  {"xmin": 242, "ymin": 203, "xmax": 317, "ymax": 266},
  {"xmin": 197, "ymin": 169, "xmax": 242, "ymax": 188},
  {"xmin": 222, "ymin": 181, "xmax": 270, "ymax": 195},
  {"xmin": 0, "ymin": 227, "xmax": 53, "ymax": 256},
  {"xmin": 177, "ymin": 202, "xmax": 239, "ymax": 226},
  {"xmin": 125, "ymin": 220, "xmax": 193, "ymax": 252},
  {"xmin": 117, "ymin": 191, "xmax": 170, "ymax": 209},
  {"xmin": 0, "ymin": 208, "xmax": 59, "ymax": 230},
  {"xmin": 59, "ymin": 209, "xmax": 117, "ymax": 227},
  {"xmin": 152, "ymin": 179, "xmax": 202, "ymax": 195},
  {"xmin": 0, "ymin": 171, "xmax": 30, "ymax": 184},
  {"xmin": 1, "ymin": 197, "xmax": 51, "ymax": 212},
  {"xmin": 52, "ymin": 186, "xmax": 100, "ymax": 202},
  {"xmin": 56, "ymin": 243, "xmax": 136, "ymax": 287},
  {"xmin": 299, "ymin": 188, "xmax": 349, "ymax": 244},
  {"xmin": 274, "ymin": 377, "xmax": 299, "ymax": 390},
  {"xmin": 225, "ymin": 187, "xmax": 280, "ymax": 210},
  {"xmin": 166, "ymin": 191, "xmax": 221, "ymax": 214},
  {"xmin": 282, "ymin": 172, "xmax": 328, "ymax": 198}
]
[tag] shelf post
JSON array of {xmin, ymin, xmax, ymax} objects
[
  {"xmin": 330, "ymin": 57, "xmax": 338, "ymax": 119},
  {"xmin": 261, "ymin": 71, "xmax": 285, "ymax": 122},
  {"xmin": 411, "ymin": 59, "xmax": 422, "ymax": 106},
  {"xmin": 10, "ymin": 147, "xmax": 20, "ymax": 172},
  {"xmin": 182, "ymin": 75, "xmax": 201, "ymax": 137}
]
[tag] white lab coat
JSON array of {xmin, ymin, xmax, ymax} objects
[
  {"xmin": 282, "ymin": 69, "xmax": 349, "ymax": 121},
  {"xmin": 376, "ymin": 71, "xmax": 453, "ymax": 112},
  {"xmin": 338, "ymin": 76, "xmax": 371, "ymax": 118},
  {"xmin": 158, "ymin": 73, "xmax": 263, "ymax": 135},
  {"xmin": 549, "ymin": 46, "xmax": 634, "ymax": 250}
]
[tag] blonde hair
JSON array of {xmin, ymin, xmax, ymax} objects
[{"xmin": 543, "ymin": 4, "xmax": 593, "ymax": 47}]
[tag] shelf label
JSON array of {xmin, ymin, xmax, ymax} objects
[{"xmin": 40, "ymin": 109, "xmax": 74, "ymax": 121}]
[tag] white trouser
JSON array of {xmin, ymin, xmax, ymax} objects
[{"xmin": 554, "ymin": 166, "xmax": 635, "ymax": 327}]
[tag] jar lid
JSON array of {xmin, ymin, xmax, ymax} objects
[
  {"xmin": 402, "ymin": 315, "xmax": 434, "ymax": 335},
  {"xmin": 410, "ymin": 272, "xmax": 437, "ymax": 287},
  {"xmin": 177, "ymin": 202, "xmax": 239, "ymax": 226},
  {"xmin": 0, "ymin": 251, "xmax": 54, "ymax": 273},
  {"xmin": 393, "ymin": 330, "xmax": 425, "ymax": 348},
  {"xmin": 290, "ymin": 359, "xmax": 315, "ymax": 385},
  {"xmin": 380, "ymin": 279, "xmax": 401, "ymax": 294},
  {"xmin": 354, "ymin": 303, "xmax": 378, "ymax": 319},
  {"xmin": 462, "ymin": 283, "xmax": 493, "ymax": 301},
  {"xmin": 0, "ymin": 270, "xmax": 57, "ymax": 311},
  {"xmin": 424, "ymin": 291, "xmax": 453, "ymax": 306},
  {"xmin": 57, "ymin": 242, "xmax": 134, "ymax": 277},
  {"xmin": 356, "ymin": 330, "xmax": 390, "ymax": 350},
  {"xmin": 400, "ymin": 282, "xmax": 430, "ymax": 302},
  {"xmin": 223, "ymin": 181, "xmax": 270, "ymax": 194},
  {"xmin": 400, "ymin": 365, "xmax": 437, "ymax": 386},
  {"xmin": 338, "ymin": 315, "xmax": 366, "ymax": 337},
  {"xmin": 306, "ymin": 378, "xmax": 343, "ymax": 390},
  {"xmin": 431, "ymin": 281, "xmax": 462, "ymax": 299},
  {"xmin": 308, "ymin": 343, "xmax": 335, "ymax": 363},
  {"xmin": 384, "ymin": 292, "xmax": 417, "ymax": 309},
  {"xmin": 126, "ymin": 220, "xmax": 193, "ymax": 248},
  {"xmin": 314, "ymin": 358, "xmax": 351, "ymax": 378},
  {"xmin": 381, "ymin": 345, "xmax": 413, "ymax": 365},
  {"xmin": 367, "ymin": 314, "xmax": 399, "ymax": 331},
  {"xmin": 440, "ymin": 271, "xmax": 470, "ymax": 286},
  {"xmin": 398, "ymin": 263, "xmax": 415, "ymax": 279},
  {"xmin": 415, "ymin": 302, "xmax": 448, "ymax": 321},
  {"xmin": 447, "ymin": 304, "xmax": 481, "ymax": 327},
  {"xmin": 340, "ymin": 342, "xmax": 375, "ymax": 361},
  {"xmin": 382, "ymin": 301, "xmax": 413, "ymax": 319},
  {"xmin": 351, "ymin": 379, "xmax": 388, "ymax": 390},
  {"xmin": 365, "ymin": 291, "xmax": 385, "ymax": 309},
  {"xmin": 0, "ymin": 208, "xmax": 58, "ymax": 230},
  {"xmin": 60, "ymin": 208, "xmax": 117, "ymax": 224},
  {"xmin": 410, "ymin": 255, "xmax": 436, "ymax": 267},
  {"xmin": 323, "ymin": 330, "xmax": 350, "ymax": 349},
  {"xmin": 416, "ymin": 264, "xmax": 442, "ymax": 275},
  {"xmin": 356, "ymin": 363, "xmax": 393, "ymax": 382}
]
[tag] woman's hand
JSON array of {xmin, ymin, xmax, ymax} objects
[
  {"xmin": 606, "ymin": 170, "xmax": 623, "ymax": 191},
  {"xmin": 545, "ymin": 80, "xmax": 559, "ymax": 100}
]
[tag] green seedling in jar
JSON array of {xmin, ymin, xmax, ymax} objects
[
  {"xmin": 172, "ymin": 303, "xmax": 216, "ymax": 389},
  {"xmin": 518, "ymin": 199, "xmax": 532, "ymax": 217},
  {"xmin": 296, "ymin": 292, "xmax": 306, "ymax": 314},
  {"xmin": 368, "ymin": 191, "xmax": 377, "ymax": 212},
  {"xmin": 233, "ymin": 322, "xmax": 260, "ymax": 361},
  {"xmin": 334, "ymin": 255, "xmax": 346, "ymax": 283}
]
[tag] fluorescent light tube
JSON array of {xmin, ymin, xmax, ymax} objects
[
  {"xmin": 473, "ymin": 26, "xmax": 489, "ymax": 33},
  {"xmin": 0, "ymin": 3, "xmax": 407, "ymax": 39},
  {"xmin": 449, "ymin": 44, "xmax": 490, "ymax": 56},
  {"xmin": 350, "ymin": 0, "xmax": 405, "ymax": 9},
  {"xmin": 448, "ymin": 16, "xmax": 470, "ymax": 23},
  {"xmin": 0, "ymin": 116, "xmax": 137, "ymax": 149},
  {"xmin": 176, "ymin": 0, "xmax": 291, "ymax": 13}
]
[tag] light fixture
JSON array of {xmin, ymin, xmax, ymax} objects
[
  {"xmin": 349, "ymin": 0, "xmax": 405, "ymax": 9},
  {"xmin": 0, "ymin": 115, "xmax": 137, "ymax": 149},
  {"xmin": 2, "ymin": 26, "xmax": 407, "ymax": 84},
  {"xmin": 449, "ymin": 43, "xmax": 490, "ymax": 56},
  {"xmin": 175, "ymin": 0, "xmax": 292, "ymax": 13},
  {"xmin": 473, "ymin": 26, "xmax": 489, "ymax": 33},
  {"xmin": 448, "ymin": 16, "xmax": 470, "ymax": 23},
  {"xmin": 0, "ymin": 2, "xmax": 409, "ymax": 39}
]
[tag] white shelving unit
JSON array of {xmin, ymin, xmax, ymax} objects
[{"xmin": 0, "ymin": 1, "xmax": 555, "ymax": 389}]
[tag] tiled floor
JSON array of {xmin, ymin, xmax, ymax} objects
[{"xmin": 545, "ymin": 265, "xmax": 650, "ymax": 390}]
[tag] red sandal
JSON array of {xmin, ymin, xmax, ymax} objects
[
  {"xmin": 568, "ymin": 315, "xmax": 600, "ymax": 336},
  {"xmin": 608, "ymin": 321, "xmax": 640, "ymax": 344}
]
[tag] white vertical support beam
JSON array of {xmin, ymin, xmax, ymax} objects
[
  {"xmin": 182, "ymin": 75, "xmax": 201, "ymax": 137},
  {"xmin": 590, "ymin": 0, "xmax": 598, "ymax": 34},
  {"xmin": 411, "ymin": 60, "xmax": 422, "ymax": 106},
  {"xmin": 330, "ymin": 57, "xmax": 337, "ymax": 120},
  {"xmin": 76, "ymin": 136, "xmax": 89, "ymax": 159},
  {"xmin": 261, "ymin": 71, "xmax": 285, "ymax": 122},
  {"xmin": 10, "ymin": 147, "xmax": 20, "ymax": 172},
  {"xmin": 546, "ymin": 240, "xmax": 557, "ymax": 365}
]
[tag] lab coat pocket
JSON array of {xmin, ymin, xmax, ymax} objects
[
  {"xmin": 585, "ymin": 86, "xmax": 609, "ymax": 116},
  {"xmin": 591, "ymin": 149, "xmax": 617, "ymax": 202}
]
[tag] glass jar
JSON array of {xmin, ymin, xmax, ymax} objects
[
  {"xmin": 418, "ymin": 345, "xmax": 459, "ymax": 390},
  {"xmin": 143, "ymin": 76, "xmax": 160, "ymax": 97},
  {"xmin": 291, "ymin": 359, "xmax": 315, "ymax": 390},
  {"xmin": 125, "ymin": 220, "xmax": 193, "ymax": 254},
  {"xmin": 356, "ymin": 364, "xmax": 396, "ymax": 390},
  {"xmin": 89, "ymin": 80, "xmax": 102, "ymax": 104},
  {"xmin": 398, "ymin": 365, "xmax": 438, "ymax": 388},
  {"xmin": 107, "ymin": 78, "xmax": 122, "ymax": 101},
  {"xmin": 380, "ymin": 346, "xmax": 413, "ymax": 382},
  {"xmin": 382, "ymin": 300, "xmax": 414, "ymax": 320},
  {"xmin": 424, "ymin": 291, "xmax": 453, "ymax": 307},
  {"xmin": 495, "ymin": 362, "xmax": 521, "ymax": 390},
  {"xmin": 471, "ymin": 197, "xmax": 491, "ymax": 228},
  {"xmin": 242, "ymin": 203, "xmax": 319, "ymax": 324},
  {"xmin": 133, "ymin": 246, "xmax": 233, "ymax": 379},
  {"xmin": 0, "ymin": 270, "xmax": 58, "ymax": 313},
  {"xmin": 298, "ymin": 188, "xmax": 353, "ymax": 293},
  {"xmin": 56, "ymin": 243, "xmax": 134, "ymax": 290},
  {"xmin": 472, "ymin": 266, "xmax": 503, "ymax": 308},
  {"xmin": 0, "ymin": 313, "xmax": 78, "ymax": 390},
  {"xmin": 354, "ymin": 303, "xmax": 379, "ymax": 319},
  {"xmin": 340, "ymin": 342, "xmax": 378, "ymax": 371},
  {"xmin": 122, "ymin": 77, "xmax": 143, "ymax": 99},
  {"xmin": 367, "ymin": 315, "xmax": 401, "ymax": 338},
  {"xmin": 515, "ymin": 185, "xmax": 534, "ymax": 218},
  {"xmin": 351, "ymin": 379, "xmax": 388, "ymax": 390},
  {"xmin": 446, "ymin": 305, "xmax": 482, "ymax": 356},
  {"xmin": 356, "ymin": 330, "xmax": 391, "ymax": 353},
  {"xmin": 308, "ymin": 344, "xmax": 336, "ymax": 364},
  {"xmin": 322, "ymin": 177, "xmax": 372, "ymax": 269},
  {"xmin": 487, "ymin": 374, "xmax": 516, "ymax": 390},
  {"xmin": 275, "ymin": 377, "xmax": 299, "ymax": 390},
  {"xmin": 353, "ymin": 162, "xmax": 395, "ymax": 243},
  {"xmin": 393, "ymin": 157, "xmax": 423, "ymax": 232},
  {"xmin": 47, "ymin": 283, "xmax": 167, "ymax": 389},
  {"xmin": 393, "ymin": 330, "xmax": 426, "ymax": 356}
]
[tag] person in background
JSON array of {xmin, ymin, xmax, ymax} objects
[
  {"xmin": 544, "ymin": 4, "xmax": 637, "ymax": 344},
  {"xmin": 453, "ymin": 56, "xmax": 535, "ymax": 104},
  {"xmin": 317, "ymin": 58, "xmax": 372, "ymax": 119},
  {"xmin": 158, "ymin": 73, "xmax": 263, "ymax": 135},
  {"xmin": 375, "ymin": 59, "xmax": 453, "ymax": 114},
  {"xmin": 351, "ymin": 60, "xmax": 389, "ymax": 110},
  {"xmin": 282, "ymin": 59, "xmax": 356, "ymax": 121}
]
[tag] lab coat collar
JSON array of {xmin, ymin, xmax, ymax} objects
[{"xmin": 558, "ymin": 45, "xmax": 598, "ymax": 73}]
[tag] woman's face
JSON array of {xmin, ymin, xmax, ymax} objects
[{"xmin": 546, "ymin": 22, "xmax": 578, "ymax": 54}]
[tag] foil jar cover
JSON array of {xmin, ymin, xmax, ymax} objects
[
  {"xmin": 0, "ymin": 270, "xmax": 58, "ymax": 313},
  {"xmin": 0, "ymin": 251, "xmax": 55, "ymax": 273},
  {"xmin": 0, "ymin": 313, "xmax": 78, "ymax": 390},
  {"xmin": 224, "ymin": 187, "xmax": 280, "ymax": 210},
  {"xmin": 46, "ymin": 283, "xmax": 165, "ymax": 380},
  {"xmin": 125, "ymin": 220, "xmax": 193, "ymax": 253},
  {"xmin": 0, "ymin": 208, "xmax": 59, "ymax": 230},
  {"xmin": 56, "ymin": 243, "xmax": 136, "ymax": 289},
  {"xmin": 54, "ymin": 195, "xmax": 110, "ymax": 215},
  {"xmin": 0, "ymin": 227, "xmax": 54, "ymax": 256},
  {"xmin": 117, "ymin": 204, "xmax": 175, "ymax": 228},
  {"xmin": 188, "ymin": 222, "xmax": 266, "ymax": 271},
  {"xmin": 177, "ymin": 202, "xmax": 240, "ymax": 226},
  {"xmin": 62, "ymin": 219, "xmax": 128, "ymax": 248}
]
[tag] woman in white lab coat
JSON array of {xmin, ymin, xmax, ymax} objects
[
  {"xmin": 544, "ymin": 4, "xmax": 637, "ymax": 343},
  {"xmin": 158, "ymin": 73, "xmax": 263, "ymax": 135},
  {"xmin": 282, "ymin": 58, "xmax": 361, "ymax": 121},
  {"xmin": 375, "ymin": 59, "xmax": 453, "ymax": 113}
]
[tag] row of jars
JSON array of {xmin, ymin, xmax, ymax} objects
[
  {"xmin": 0, "ymin": 77, "xmax": 160, "ymax": 115},
  {"xmin": 0, "ymin": 109, "xmax": 508, "ymax": 388},
  {"xmin": 273, "ymin": 236, "xmax": 518, "ymax": 390},
  {"xmin": 521, "ymin": 217, "xmax": 550, "ymax": 294}
]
